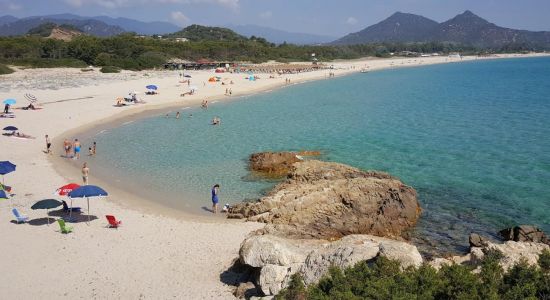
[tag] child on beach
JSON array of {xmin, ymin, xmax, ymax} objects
[
  {"xmin": 82, "ymin": 162, "xmax": 89, "ymax": 185},
  {"xmin": 45, "ymin": 134, "xmax": 51, "ymax": 154}
]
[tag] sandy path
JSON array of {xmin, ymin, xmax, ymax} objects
[{"xmin": 0, "ymin": 53, "xmax": 547, "ymax": 299}]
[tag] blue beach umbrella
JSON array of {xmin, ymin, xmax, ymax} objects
[
  {"xmin": 0, "ymin": 190, "xmax": 8, "ymax": 199},
  {"xmin": 3, "ymin": 99, "xmax": 16, "ymax": 105},
  {"xmin": 3, "ymin": 126, "xmax": 18, "ymax": 131},
  {"xmin": 68, "ymin": 185, "xmax": 108, "ymax": 223},
  {"xmin": 146, "ymin": 85, "xmax": 158, "ymax": 90},
  {"xmin": 0, "ymin": 161, "xmax": 16, "ymax": 186}
]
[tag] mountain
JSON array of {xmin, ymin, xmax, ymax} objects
[
  {"xmin": 227, "ymin": 24, "xmax": 336, "ymax": 45},
  {"xmin": 0, "ymin": 14, "xmax": 180, "ymax": 36},
  {"xmin": 0, "ymin": 17, "xmax": 124, "ymax": 37},
  {"xmin": 332, "ymin": 10, "xmax": 550, "ymax": 49},
  {"xmin": 40, "ymin": 14, "xmax": 180, "ymax": 35},
  {"xmin": 27, "ymin": 23, "xmax": 83, "ymax": 41},
  {"xmin": 165, "ymin": 24, "xmax": 247, "ymax": 41},
  {"xmin": 0, "ymin": 15, "xmax": 18, "ymax": 26},
  {"xmin": 333, "ymin": 12, "xmax": 439, "ymax": 45}
]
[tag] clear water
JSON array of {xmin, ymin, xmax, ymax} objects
[{"xmin": 85, "ymin": 57, "xmax": 550, "ymax": 253}]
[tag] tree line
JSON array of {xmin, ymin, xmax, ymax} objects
[{"xmin": 0, "ymin": 33, "xmax": 541, "ymax": 71}]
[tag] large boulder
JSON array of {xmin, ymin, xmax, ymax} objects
[
  {"xmin": 499, "ymin": 225, "xmax": 550, "ymax": 245},
  {"xmin": 229, "ymin": 159, "xmax": 421, "ymax": 240},
  {"xmin": 239, "ymin": 234, "xmax": 423, "ymax": 296},
  {"xmin": 249, "ymin": 152, "xmax": 302, "ymax": 177}
]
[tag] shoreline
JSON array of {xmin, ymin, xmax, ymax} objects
[
  {"xmin": 50, "ymin": 53, "xmax": 550, "ymax": 220},
  {"xmin": 1, "ymin": 53, "xmax": 549, "ymax": 298}
]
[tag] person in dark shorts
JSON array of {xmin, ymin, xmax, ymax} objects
[
  {"xmin": 211, "ymin": 184, "xmax": 220, "ymax": 214},
  {"xmin": 45, "ymin": 134, "xmax": 51, "ymax": 154}
]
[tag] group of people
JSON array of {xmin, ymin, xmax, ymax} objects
[
  {"xmin": 224, "ymin": 88, "xmax": 233, "ymax": 95},
  {"xmin": 62, "ymin": 138, "xmax": 96, "ymax": 159}
]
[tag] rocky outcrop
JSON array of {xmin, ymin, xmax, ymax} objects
[
  {"xmin": 429, "ymin": 240, "xmax": 550, "ymax": 271},
  {"xmin": 499, "ymin": 225, "xmax": 550, "ymax": 245},
  {"xmin": 469, "ymin": 233, "xmax": 489, "ymax": 248},
  {"xmin": 239, "ymin": 234, "xmax": 423, "ymax": 296},
  {"xmin": 248, "ymin": 151, "xmax": 321, "ymax": 177},
  {"xmin": 230, "ymin": 159, "xmax": 421, "ymax": 240}
]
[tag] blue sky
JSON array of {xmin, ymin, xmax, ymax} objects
[{"xmin": 1, "ymin": 0, "xmax": 550, "ymax": 36}]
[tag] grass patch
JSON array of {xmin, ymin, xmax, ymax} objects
[
  {"xmin": 100, "ymin": 66, "xmax": 121, "ymax": 73},
  {"xmin": 0, "ymin": 64, "xmax": 14, "ymax": 74},
  {"xmin": 4, "ymin": 58, "xmax": 87, "ymax": 68}
]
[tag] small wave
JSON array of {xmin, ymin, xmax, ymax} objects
[
  {"xmin": 122, "ymin": 121, "xmax": 134, "ymax": 125},
  {"xmin": 211, "ymin": 100, "xmax": 219, "ymax": 103},
  {"xmin": 96, "ymin": 129, "xmax": 108, "ymax": 135},
  {"xmin": 181, "ymin": 106, "xmax": 191, "ymax": 110}
]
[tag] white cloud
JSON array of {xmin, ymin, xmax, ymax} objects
[
  {"xmin": 346, "ymin": 16, "xmax": 358, "ymax": 25},
  {"xmin": 259, "ymin": 11, "xmax": 272, "ymax": 19},
  {"xmin": 170, "ymin": 11, "xmax": 190, "ymax": 25},
  {"xmin": 7, "ymin": 2, "xmax": 22, "ymax": 10},
  {"xmin": 64, "ymin": 0, "xmax": 129, "ymax": 8}
]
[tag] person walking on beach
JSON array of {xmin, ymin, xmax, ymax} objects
[
  {"xmin": 45, "ymin": 134, "xmax": 51, "ymax": 154},
  {"xmin": 92, "ymin": 141, "xmax": 96, "ymax": 155},
  {"xmin": 82, "ymin": 162, "xmax": 89, "ymax": 185},
  {"xmin": 63, "ymin": 139, "xmax": 71, "ymax": 158},
  {"xmin": 211, "ymin": 184, "xmax": 220, "ymax": 214},
  {"xmin": 4, "ymin": 103, "xmax": 9, "ymax": 114},
  {"xmin": 73, "ymin": 139, "xmax": 81, "ymax": 160}
]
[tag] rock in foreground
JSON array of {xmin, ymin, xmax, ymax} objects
[
  {"xmin": 239, "ymin": 234, "xmax": 423, "ymax": 296},
  {"xmin": 229, "ymin": 159, "xmax": 421, "ymax": 240}
]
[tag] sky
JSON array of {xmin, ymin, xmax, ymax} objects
[{"xmin": 1, "ymin": 0, "xmax": 550, "ymax": 37}]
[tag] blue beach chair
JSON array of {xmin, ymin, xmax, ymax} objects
[{"xmin": 12, "ymin": 208, "xmax": 29, "ymax": 223}]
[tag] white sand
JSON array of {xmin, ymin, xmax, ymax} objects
[{"xmin": 0, "ymin": 53, "xmax": 547, "ymax": 299}]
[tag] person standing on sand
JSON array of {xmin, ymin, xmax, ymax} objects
[
  {"xmin": 63, "ymin": 139, "xmax": 71, "ymax": 158},
  {"xmin": 92, "ymin": 141, "xmax": 96, "ymax": 155},
  {"xmin": 73, "ymin": 139, "xmax": 81, "ymax": 160},
  {"xmin": 211, "ymin": 184, "xmax": 220, "ymax": 214},
  {"xmin": 82, "ymin": 162, "xmax": 89, "ymax": 185},
  {"xmin": 45, "ymin": 135, "xmax": 51, "ymax": 154}
]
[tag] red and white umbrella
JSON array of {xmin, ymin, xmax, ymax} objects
[{"xmin": 55, "ymin": 183, "xmax": 80, "ymax": 196}]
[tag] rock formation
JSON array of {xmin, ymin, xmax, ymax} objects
[
  {"xmin": 239, "ymin": 234, "xmax": 423, "ymax": 296},
  {"xmin": 230, "ymin": 159, "xmax": 421, "ymax": 240},
  {"xmin": 248, "ymin": 151, "xmax": 320, "ymax": 177},
  {"xmin": 499, "ymin": 225, "xmax": 550, "ymax": 245},
  {"xmin": 429, "ymin": 239, "xmax": 550, "ymax": 271}
]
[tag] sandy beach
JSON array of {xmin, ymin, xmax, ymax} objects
[{"xmin": 0, "ymin": 53, "xmax": 547, "ymax": 299}]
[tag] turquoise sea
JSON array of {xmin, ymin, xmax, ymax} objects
[{"xmin": 84, "ymin": 57, "xmax": 550, "ymax": 253}]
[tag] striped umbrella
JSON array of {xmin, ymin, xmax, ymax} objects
[{"xmin": 24, "ymin": 93, "xmax": 37, "ymax": 103}]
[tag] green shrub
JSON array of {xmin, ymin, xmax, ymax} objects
[
  {"xmin": 0, "ymin": 63, "xmax": 14, "ymax": 74},
  {"xmin": 100, "ymin": 66, "xmax": 121, "ymax": 73},
  {"xmin": 277, "ymin": 250, "xmax": 550, "ymax": 300}
]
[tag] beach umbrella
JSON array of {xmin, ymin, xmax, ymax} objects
[
  {"xmin": 55, "ymin": 183, "xmax": 80, "ymax": 196},
  {"xmin": 146, "ymin": 85, "xmax": 158, "ymax": 90},
  {"xmin": 184, "ymin": 75, "xmax": 192, "ymax": 78},
  {"xmin": 0, "ymin": 190, "xmax": 8, "ymax": 200},
  {"xmin": 3, "ymin": 99, "xmax": 16, "ymax": 105},
  {"xmin": 68, "ymin": 185, "xmax": 108, "ymax": 223},
  {"xmin": 3, "ymin": 126, "xmax": 18, "ymax": 131},
  {"xmin": 189, "ymin": 86, "xmax": 198, "ymax": 91},
  {"xmin": 0, "ymin": 161, "xmax": 16, "ymax": 185},
  {"xmin": 31, "ymin": 199, "xmax": 62, "ymax": 225},
  {"xmin": 24, "ymin": 93, "xmax": 37, "ymax": 103}
]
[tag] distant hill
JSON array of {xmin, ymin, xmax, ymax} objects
[
  {"xmin": 165, "ymin": 24, "xmax": 247, "ymax": 41},
  {"xmin": 332, "ymin": 10, "xmax": 550, "ymax": 49},
  {"xmin": 40, "ymin": 14, "xmax": 180, "ymax": 35},
  {"xmin": 0, "ymin": 14, "xmax": 180, "ymax": 36},
  {"xmin": 27, "ymin": 23, "xmax": 83, "ymax": 41},
  {"xmin": 0, "ymin": 15, "xmax": 18, "ymax": 26},
  {"xmin": 0, "ymin": 17, "xmax": 124, "ymax": 37},
  {"xmin": 227, "ymin": 24, "xmax": 336, "ymax": 45}
]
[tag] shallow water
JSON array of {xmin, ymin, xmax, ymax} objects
[{"xmin": 84, "ymin": 57, "xmax": 550, "ymax": 253}]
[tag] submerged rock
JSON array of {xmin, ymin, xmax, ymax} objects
[
  {"xmin": 499, "ymin": 225, "xmax": 550, "ymax": 245},
  {"xmin": 239, "ymin": 233, "xmax": 423, "ymax": 296},
  {"xmin": 230, "ymin": 159, "xmax": 421, "ymax": 240}
]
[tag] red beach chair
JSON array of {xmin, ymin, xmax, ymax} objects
[{"xmin": 106, "ymin": 215, "xmax": 122, "ymax": 228}]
